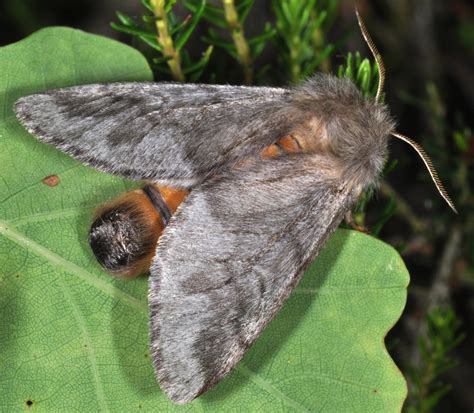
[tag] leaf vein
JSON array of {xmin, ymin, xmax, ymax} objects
[
  {"xmin": 0, "ymin": 220, "xmax": 147, "ymax": 313},
  {"xmin": 236, "ymin": 364, "xmax": 312, "ymax": 412},
  {"xmin": 56, "ymin": 274, "xmax": 109, "ymax": 412}
]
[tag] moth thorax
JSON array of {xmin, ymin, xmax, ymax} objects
[
  {"xmin": 89, "ymin": 190, "xmax": 164, "ymax": 278},
  {"xmin": 292, "ymin": 75, "xmax": 394, "ymax": 191},
  {"xmin": 327, "ymin": 106, "xmax": 394, "ymax": 193}
]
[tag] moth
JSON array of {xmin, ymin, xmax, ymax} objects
[{"xmin": 14, "ymin": 12, "xmax": 455, "ymax": 404}]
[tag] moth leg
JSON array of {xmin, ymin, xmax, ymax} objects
[
  {"xmin": 344, "ymin": 211, "xmax": 370, "ymax": 234},
  {"xmin": 89, "ymin": 185, "xmax": 188, "ymax": 278}
]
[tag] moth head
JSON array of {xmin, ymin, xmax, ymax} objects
[
  {"xmin": 355, "ymin": 10, "xmax": 456, "ymax": 212},
  {"xmin": 89, "ymin": 190, "xmax": 163, "ymax": 277}
]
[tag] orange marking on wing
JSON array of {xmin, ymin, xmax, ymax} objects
[
  {"xmin": 261, "ymin": 144, "xmax": 281, "ymax": 158},
  {"xmin": 260, "ymin": 135, "xmax": 304, "ymax": 159},
  {"xmin": 277, "ymin": 135, "xmax": 302, "ymax": 153}
]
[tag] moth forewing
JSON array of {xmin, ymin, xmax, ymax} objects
[{"xmin": 14, "ymin": 83, "xmax": 292, "ymax": 187}]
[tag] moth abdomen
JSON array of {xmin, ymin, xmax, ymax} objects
[
  {"xmin": 89, "ymin": 186, "xmax": 188, "ymax": 277},
  {"xmin": 89, "ymin": 190, "xmax": 161, "ymax": 277}
]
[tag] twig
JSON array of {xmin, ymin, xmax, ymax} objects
[
  {"xmin": 410, "ymin": 225, "xmax": 462, "ymax": 367},
  {"xmin": 151, "ymin": 0, "xmax": 185, "ymax": 82},
  {"xmin": 426, "ymin": 225, "xmax": 462, "ymax": 311},
  {"xmin": 222, "ymin": 0, "xmax": 253, "ymax": 84}
]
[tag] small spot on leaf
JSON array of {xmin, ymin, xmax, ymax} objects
[
  {"xmin": 42, "ymin": 175, "xmax": 60, "ymax": 187},
  {"xmin": 25, "ymin": 399, "xmax": 33, "ymax": 407},
  {"xmin": 373, "ymin": 389, "xmax": 378, "ymax": 393}
]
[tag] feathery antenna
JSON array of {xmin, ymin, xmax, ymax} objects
[
  {"xmin": 392, "ymin": 133, "xmax": 457, "ymax": 213},
  {"xmin": 355, "ymin": 9, "xmax": 385, "ymax": 103},
  {"xmin": 355, "ymin": 10, "xmax": 455, "ymax": 212}
]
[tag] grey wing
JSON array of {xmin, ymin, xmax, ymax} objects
[
  {"xmin": 14, "ymin": 82, "xmax": 293, "ymax": 188},
  {"xmin": 149, "ymin": 155, "xmax": 355, "ymax": 403}
]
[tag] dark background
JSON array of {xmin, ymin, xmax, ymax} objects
[{"xmin": 1, "ymin": 0, "xmax": 472, "ymax": 411}]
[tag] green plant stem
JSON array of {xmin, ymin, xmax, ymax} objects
[
  {"xmin": 313, "ymin": 27, "xmax": 330, "ymax": 73},
  {"xmin": 151, "ymin": 0, "xmax": 185, "ymax": 81},
  {"xmin": 380, "ymin": 180, "xmax": 428, "ymax": 233},
  {"xmin": 289, "ymin": 40, "xmax": 301, "ymax": 83},
  {"xmin": 417, "ymin": 358, "xmax": 436, "ymax": 409},
  {"xmin": 222, "ymin": 0, "xmax": 253, "ymax": 84}
]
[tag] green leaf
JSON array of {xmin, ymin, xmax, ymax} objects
[
  {"xmin": 165, "ymin": 0, "xmax": 177, "ymax": 13},
  {"xmin": 170, "ymin": 14, "xmax": 191, "ymax": 35},
  {"xmin": 183, "ymin": 45, "xmax": 213, "ymax": 75},
  {"xmin": 237, "ymin": 0, "xmax": 254, "ymax": 24},
  {"xmin": 247, "ymin": 26, "xmax": 276, "ymax": 46},
  {"xmin": 141, "ymin": 0, "xmax": 154, "ymax": 12},
  {"xmin": 301, "ymin": 44, "xmax": 334, "ymax": 78},
  {"xmin": 185, "ymin": 0, "xmax": 227, "ymax": 29},
  {"xmin": 110, "ymin": 21, "xmax": 156, "ymax": 40},
  {"xmin": 453, "ymin": 130, "xmax": 469, "ymax": 152},
  {"xmin": 138, "ymin": 35, "xmax": 164, "ymax": 52},
  {"xmin": 115, "ymin": 10, "xmax": 136, "ymax": 26},
  {"xmin": 175, "ymin": 0, "xmax": 206, "ymax": 51},
  {"xmin": 1, "ymin": 28, "xmax": 408, "ymax": 411}
]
